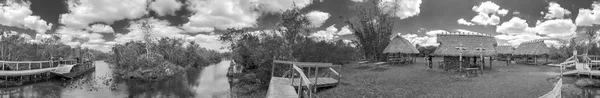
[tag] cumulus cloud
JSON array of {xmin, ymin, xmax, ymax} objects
[
  {"xmin": 378, "ymin": 0, "xmax": 422, "ymax": 19},
  {"xmin": 471, "ymin": 13, "xmax": 500, "ymax": 25},
  {"xmin": 402, "ymin": 33, "xmax": 438, "ymax": 46},
  {"xmin": 350, "ymin": 0, "xmax": 364, "ymax": 2},
  {"xmin": 457, "ymin": 18, "xmax": 475, "ymax": 26},
  {"xmin": 255, "ymin": 0, "xmax": 313, "ymax": 13},
  {"xmin": 496, "ymin": 17, "xmax": 536, "ymax": 34},
  {"xmin": 0, "ymin": 0, "xmax": 53, "ymax": 33},
  {"xmin": 189, "ymin": 34, "xmax": 228, "ymax": 52},
  {"xmin": 310, "ymin": 25, "xmax": 338, "ymax": 41},
  {"xmin": 60, "ymin": 0, "xmax": 149, "ymax": 29},
  {"xmin": 544, "ymin": 2, "xmax": 571, "ymax": 19},
  {"xmin": 337, "ymin": 25, "xmax": 353, "ymax": 35},
  {"xmin": 183, "ymin": 0, "xmax": 260, "ymax": 32},
  {"xmin": 497, "ymin": 9, "xmax": 509, "ymax": 16},
  {"xmin": 574, "ymin": 2, "xmax": 600, "ymax": 26},
  {"xmin": 114, "ymin": 18, "xmax": 187, "ymax": 44},
  {"xmin": 472, "ymin": 1, "xmax": 500, "ymax": 14},
  {"xmin": 305, "ymin": 11, "xmax": 331, "ymax": 28},
  {"xmin": 535, "ymin": 19, "xmax": 576, "ymax": 38},
  {"xmin": 494, "ymin": 33, "xmax": 545, "ymax": 46},
  {"xmin": 87, "ymin": 24, "xmax": 114, "ymax": 33},
  {"xmin": 150, "ymin": 0, "xmax": 183, "ymax": 16}
]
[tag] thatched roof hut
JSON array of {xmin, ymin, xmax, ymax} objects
[
  {"xmin": 433, "ymin": 32, "xmax": 497, "ymax": 57},
  {"xmin": 512, "ymin": 40, "xmax": 550, "ymax": 56},
  {"xmin": 383, "ymin": 35, "xmax": 420, "ymax": 54},
  {"xmin": 495, "ymin": 46, "xmax": 515, "ymax": 55}
]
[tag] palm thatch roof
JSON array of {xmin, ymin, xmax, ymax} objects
[
  {"xmin": 433, "ymin": 32, "xmax": 497, "ymax": 56},
  {"xmin": 495, "ymin": 46, "xmax": 515, "ymax": 54},
  {"xmin": 512, "ymin": 40, "xmax": 550, "ymax": 56},
  {"xmin": 383, "ymin": 35, "xmax": 420, "ymax": 54}
]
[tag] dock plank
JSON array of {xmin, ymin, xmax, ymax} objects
[
  {"xmin": 267, "ymin": 77, "xmax": 298, "ymax": 98},
  {"xmin": 290, "ymin": 77, "xmax": 338, "ymax": 87}
]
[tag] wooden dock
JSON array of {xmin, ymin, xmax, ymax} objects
[
  {"xmin": 266, "ymin": 60, "xmax": 342, "ymax": 98},
  {"xmin": 267, "ymin": 77, "xmax": 298, "ymax": 98}
]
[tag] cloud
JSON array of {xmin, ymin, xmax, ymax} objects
[
  {"xmin": 574, "ymin": 2, "xmax": 600, "ymax": 26},
  {"xmin": 115, "ymin": 18, "xmax": 187, "ymax": 44},
  {"xmin": 425, "ymin": 30, "xmax": 445, "ymax": 36},
  {"xmin": 337, "ymin": 25, "xmax": 353, "ymax": 35},
  {"xmin": 305, "ymin": 11, "xmax": 331, "ymax": 28},
  {"xmin": 455, "ymin": 29, "xmax": 484, "ymax": 35},
  {"xmin": 310, "ymin": 25, "xmax": 338, "ymax": 41},
  {"xmin": 472, "ymin": 1, "xmax": 500, "ymax": 14},
  {"xmin": 457, "ymin": 18, "xmax": 475, "ymax": 26},
  {"xmin": 87, "ymin": 24, "xmax": 114, "ymax": 33},
  {"xmin": 497, "ymin": 9, "xmax": 509, "ymax": 16},
  {"xmin": 470, "ymin": 13, "xmax": 500, "ymax": 25},
  {"xmin": 190, "ymin": 34, "xmax": 228, "ymax": 52},
  {"xmin": 60, "ymin": 0, "xmax": 149, "ymax": 29},
  {"xmin": 0, "ymin": 0, "xmax": 53, "ymax": 33},
  {"xmin": 255, "ymin": 0, "xmax": 313, "ymax": 13},
  {"xmin": 496, "ymin": 17, "xmax": 536, "ymax": 34},
  {"xmin": 350, "ymin": 0, "xmax": 363, "ymax": 2},
  {"xmin": 535, "ymin": 19, "xmax": 576, "ymax": 38},
  {"xmin": 494, "ymin": 33, "xmax": 545, "ymax": 46},
  {"xmin": 401, "ymin": 33, "xmax": 438, "ymax": 46},
  {"xmin": 182, "ymin": 0, "xmax": 261, "ymax": 32},
  {"xmin": 544, "ymin": 2, "xmax": 571, "ymax": 19},
  {"xmin": 378, "ymin": 0, "xmax": 422, "ymax": 19},
  {"xmin": 150, "ymin": 0, "xmax": 183, "ymax": 16}
]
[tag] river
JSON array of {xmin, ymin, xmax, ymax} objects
[{"xmin": 0, "ymin": 60, "xmax": 232, "ymax": 98}]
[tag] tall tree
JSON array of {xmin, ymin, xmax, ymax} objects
[
  {"xmin": 575, "ymin": 26, "xmax": 600, "ymax": 55},
  {"xmin": 344, "ymin": 0, "xmax": 396, "ymax": 61}
]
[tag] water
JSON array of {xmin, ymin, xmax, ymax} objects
[{"xmin": 0, "ymin": 60, "xmax": 232, "ymax": 98}]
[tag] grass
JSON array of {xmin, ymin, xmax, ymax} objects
[{"xmin": 315, "ymin": 57, "xmax": 562, "ymax": 98}]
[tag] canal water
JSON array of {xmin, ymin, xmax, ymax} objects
[{"xmin": 0, "ymin": 60, "xmax": 232, "ymax": 98}]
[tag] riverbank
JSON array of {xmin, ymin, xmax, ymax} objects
[{"xmin": 317, "ymin": 57, "xmax": 562, "ymax": 97}]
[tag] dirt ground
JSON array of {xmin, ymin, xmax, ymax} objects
[{"xmin": 317, "ymin": 57, "xmax": 563, "ymax": 98}]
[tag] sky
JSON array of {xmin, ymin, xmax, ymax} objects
[{"xmin": 0, "ymin": 0, "xmax": 599, "ymax": 53}]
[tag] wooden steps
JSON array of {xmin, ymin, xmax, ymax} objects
[{"xmin": 267, "ymin": 77, "xmax": 298, "ymax": 98}]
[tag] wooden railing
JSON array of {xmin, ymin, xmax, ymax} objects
[
  {"xmin": 0, "ymin": 60, "xmax": 76, "ymax": 71},
  {"xmin": 290, "ymin": 65, "xmax": 313, "ymax": 98}
]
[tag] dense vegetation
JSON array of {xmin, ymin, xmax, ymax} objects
[
  {"xmin": 0, "ymin": 30, "xmax": 107, "ymax": 61},
  {"xmin": 221, "ymin": 8, "xmax": 361, "ymax": 96},
  {"xmin": 108, "ymin": 38, "xmax": 225, "ymax": 81},
  {"xmin": 344, "ymin": 0, "xmax": 398, "ymax": 61}
]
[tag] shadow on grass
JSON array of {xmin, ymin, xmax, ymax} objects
[
  {"xmin": 354, "ymin": 65, "xmax": 373, "ymax": 69},
  {"xmin": 370, "ymin": 67, "xmax": 389, "ymax": 72}
]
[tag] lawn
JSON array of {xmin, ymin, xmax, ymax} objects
[{"xmin": 316, "ymin": 57, "xmax": 562, "ymax": 98}]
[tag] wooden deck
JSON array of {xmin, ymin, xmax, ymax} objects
[
  {"xmin": 291, "ymin": 77, "xmax": 339, "ymax": 87},
  {"xmin": 267, "ymin": 77, "xmax": 298, "ymax": 98},
  {"xmin": 51, "ymin": 64, "xmax": 76, "ymax": 74}
]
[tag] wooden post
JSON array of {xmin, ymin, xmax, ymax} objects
[
  {"xmin": 314, "ymin": 67, "xmax": 319, "ymax": 93},
  {"xmin": 535, "ymin": 55, "xmax": 538, "ymax": 66},
  {"xmin": 271, "ymin": 58, "xmax": 275, "ymax": 77},
  {"xmin": 28, "ymin": 63, "xmax": 31, "ymax": 70},
  {"xmin": 489, "ymin": 56, "xmax": 492, "ymax": 69}
]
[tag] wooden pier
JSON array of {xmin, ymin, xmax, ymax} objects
[{"xmin": 266, "ymin": 60, "xmax": 341, "ymax": 98}]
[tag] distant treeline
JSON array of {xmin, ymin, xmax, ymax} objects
[{"xmin": 0, "ymin": 31, "xmax": 108, "ymax": 61}]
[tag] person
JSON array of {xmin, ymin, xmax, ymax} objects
[{"xmin": 428, "ymin": 55, "xmax": 434, "ymax": 69}]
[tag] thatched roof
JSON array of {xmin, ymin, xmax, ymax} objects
[
  {"xmin": 495, "ymin": 46, "xmax": 515, "ymax": 54},
  {"xmin": 383, "ymin": 35, "xmax": 420, "ymax": 54},
  {"xmin": 512, "ymin": 40, "xmax": 550, "ymax": 55},
  {"xmin": 433, "ymin": 32, "xmax": 497, "ymax": 57}
]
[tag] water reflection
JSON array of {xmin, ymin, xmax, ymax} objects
[{"xmin": 0, "ymin": 60, "xmax": 232, "ymax": 98}]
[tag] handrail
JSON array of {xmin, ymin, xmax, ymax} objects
[
  {"xmin": 292, "ymin": 65, "xmax": 313, "ymax": 86},
  {"xmin": 329, "ymin": 67, "xmax": 340, "ymax": 77}
]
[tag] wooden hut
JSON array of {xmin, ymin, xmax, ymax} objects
[
  {"xmin": 433, "ymin": 32, "xmax": 497, "ymax": 73},
  {"xmin": 512, "ymin": 40, "xmax": 551, "ymax": 65},
  {"xmin": 383, "ymin": 35, "xmax": 420, "ymax": 64}
]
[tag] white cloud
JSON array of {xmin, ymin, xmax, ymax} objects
[
  {"xmin": 183, "ymin": 0, "xmax": 261, "ymax": 32},
  {"xmin": 496, "ymin": 17, "xmax": 536, "ymax": 34},
  {"xmin": 402, "ymin": 33, "xmax": 438, "ymax": 46},
  {"xmin": 0, "ymin": 0, "xmax": 53, "ymax": 33},
  {"xmin": 472, "ymin": 1, "xmax": 500, "ymax": 14},
  {"xmin": 471, "ymin": 13, "xmax": 500, "ymax": 25},
  {"xmin": 425, "ymin": 30, "xmax": 445, "ymax": 36},
  {"xmin": 87, "ymin": 24, "xmax": 114, "ymax": 33},
  {"xmin": 575, "ymin": 9, "xmax": 595, "ymax": 26},
  {"xmin": 534, "ymin": 19, "xmax": 576, "ymax": 38},
  {"xmin": 494, "ymin": 34, "xmax": 545, "ymax": 46},
  {"xmin": 190, "ymin": 34, "xmax": 228, "ymax": 52},
  {"xmin": 378, "ymin": 0, "xmax": 422, "ymax": 19},
  {"xmin": 255, "ymin": 0, "xmax": 313, "ymax": 13},
  {"xmin": 350, "ymin": 0, "xmax": 363, "ymax": 2},
  {"xmin": 497, "ymin": 9, "xmax": 509, "ymax": 16},
  {"xmin": 150, "ymin": 0, "xmax": 183, "ymax": 16},
  {"xmin": 457, "ymin": 18, "xmax": 474, "ymax": 26},
  {"xmin": 310, "ymin": 25, "xmax": 338, "ymax": 41},
  {"xmin": 455, "ymin": 29, "xmax": 484, "ymax": 35},
  {"xmin": 60, "ymin": 0, "xmax": 149, "ymax": 29},
  {"xmin": 337, "ymin": 25, "xmax": 353, "ymax": 35},
  {"xmin": 544, "ymin": 2, "xmax": 571, "ymax": 19},
  {"xmin": 305, "ymin": 11, "xmax": 331, "ymax": 28},
  {"xmin": 115, "ymin": 18, "xmax": 187, "ymax": 44}
]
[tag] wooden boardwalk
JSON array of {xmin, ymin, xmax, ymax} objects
[
  {"xmin": 267, "ymin": 77, "xmax": 298, "ymax": 98},
  {"xmin": 267, "ymin": 60, "xmax": 342, "ymax": 98},
  {"xmin": 51, "ymin": 64, "xmax": 76, "ymax": 74}
]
